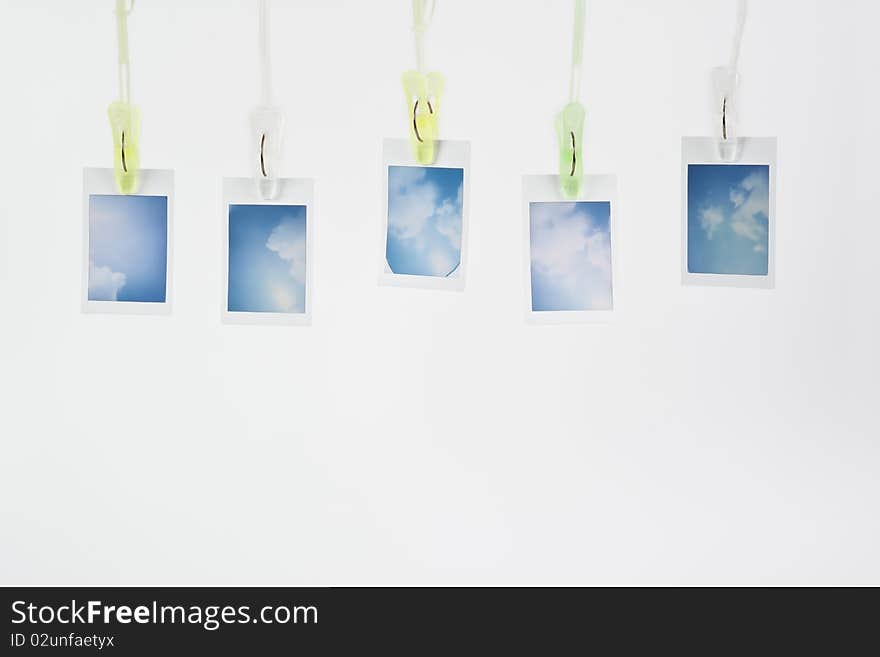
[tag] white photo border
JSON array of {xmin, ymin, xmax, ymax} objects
[
  {"xmin": 221, "ymin": 177, "xmax": 315, "ymax": 326},
  {"xmin": 379, "ymin": 138, "xmax": 471, "ymax": 291},
  {"xmin": 81, "ymin": 168, "xmax": 174, "ymax": 315},
  {"xmin": 681, "ymin": 136, "xmax": 778, "ymax": 289},
  {"xmin": 522, "ymin": 174, "xmax": 619, "ymax": 325}
]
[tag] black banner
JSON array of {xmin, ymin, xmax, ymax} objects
[{"xmin": 1, "ymin": 587, "xmax": 875, "ymax": 653}]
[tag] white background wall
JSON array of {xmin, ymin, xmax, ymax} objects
[{"xmin": 1, "ymin": 0, "xmax": 877, "ymax": 585}]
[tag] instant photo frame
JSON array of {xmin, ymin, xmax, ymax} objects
[
  {"xmin": 81, "ymin": 168, "xmax": 174, "ymax": 315},
  {"xmin": 681, "ymin": 136, "xmax": 777, "ymax": 288},
  {"xmin": 522, "ymin": 174, "xmax": 619, "ymax": 324},
  {"xmin": 379, "ymin": 138, "xmax": 471, "ymax": 291},
  {"xmin": 222, "ymin": 177, "xmax": 315, "ymax": 326}
]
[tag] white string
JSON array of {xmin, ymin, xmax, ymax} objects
[
  {"xmin": 115, "ymin": 0, "xmax": 135, "ymax": 104},
  {"xmin": 728, "ymin": 0, "xmax": 747, "ymax": 75},
  {"xmin": 569, "ymin": 0, "xmax": 586, "ymax": 102},
  {"xmin": 259, "ymin": 0, "xmax": 273, "ymax": 106},
  {"xmin": 412, "ymin": 0, "xmax": 436, "ymax": 74}
]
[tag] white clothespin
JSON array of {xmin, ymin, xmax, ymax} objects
[
  {"xmin": 714, "ymin": 0, "xmax": 747, "ymax": 162},
  {"xmin": 252, "ymin": 0, "xmax": 284, "ymax": 199}
]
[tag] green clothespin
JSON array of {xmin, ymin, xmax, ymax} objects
[
  {"xmin": 108, "ymin": 0, "xmax": 140, "ymax": 195},
  {"xmin": 556, "ymin": 101, "xmax": 585, "ymax": 200},
  {"xmin": 556, "ymin": 0, "xmax": 586, "ymax": 199},
  {"xmin": 403, "ymin": 0, "xmax": 443, "ymax": 165}
]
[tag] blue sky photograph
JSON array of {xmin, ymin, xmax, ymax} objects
[
  {"xmin": 530, "ymin": 201, "xmax": 613, "ymax": 312},
  {"xmin": 88, "ymin": 194, "xmax": 168, "ymax": 303},
  {"xmin": 688, "ymin": 164, "xmax": 770, "ymax": 275},
  {"xmin": 386, "ymin": 165, "xmax": 463, "ymax": 277},
  {"xmin": 228, "ymin": 204, "xmax": 307, "ymax": 314}
]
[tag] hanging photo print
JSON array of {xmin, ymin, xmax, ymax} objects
[
  {"xmin": 681, "ymin": 136, "xmax": 777, "ymax": 288},
  {"xmin": 81, "ymin": 168, "xmax": 173, "ymax": 314},
  {"xmin": 222, "ymin": 178, "xmax": 314, "ymax": 325},
  {"xmin": 379, "ymin": 138, "xmax": 470, "ymax": 291},
  {"xmin": 522, "ymin": 174, "xmax": 618, "ymax": 323}
]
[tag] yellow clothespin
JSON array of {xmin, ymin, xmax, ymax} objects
[
  {"xmin": 108, "ymin": 0, "xmax": 140, "ymax": 195},
  {"xmin": 403, "ymin": 0, "xmax": 444, "ymax": 165}
]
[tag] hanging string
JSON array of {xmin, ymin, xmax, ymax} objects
[
  {"xmin": 114, "ymin": 0, "xmax": 135, "ymax": 104},
  {"xmin": 412, "ymin": 0, "xmax": 436, "ymax": 74},
  {"xmin": 728, "ymin": 0, "xmax": 747, "ymax": 75},
  {"xmin": 259, "ymin": 0, "xmax": 273, "ymax": 106},
  {"xmin": 568, "ymin": 0, "xmax": 586, "ymax": 102}
]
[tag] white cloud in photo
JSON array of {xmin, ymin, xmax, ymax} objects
[
  {"xmin": 266, "ymin": 217, "xmax": 307, "ymax": 284},
  {"xmin": 730, "ymin": 187, "xmax": 747, "ymax": 208},
  {"xmin": 530, "ymin": 202, "xmax": 612, "ymax": 310},
  {"xmin": 730, "ymin": 171, "xmax": 769, "ymax": 243},
  {"xmin": 386, "ymin": 166, "xmax": 463, "ymax": 277},
  {"xmin": 700, "ymin": 206, "xmax": 725, "ymax": 239},
  {"xmin": 387, "ymin": 168, "xmax": 436, "ymax": 242},
  {"xmin": 434, "ymin": 184, "xmax": 463, "ymax": 250},
  {"xmin": 88, "ymin": 261, "xmax": 127, "ymax": 301},
  {"xmin": 688, "ymin": 164, "xmax": 770, "ymax": 276}
]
